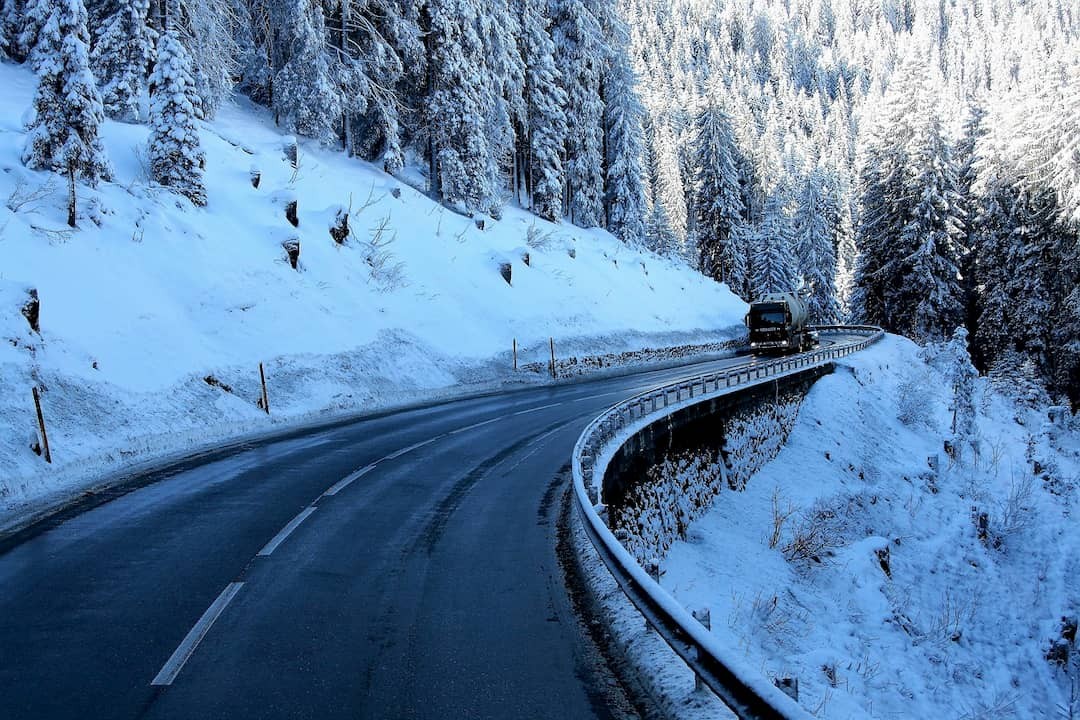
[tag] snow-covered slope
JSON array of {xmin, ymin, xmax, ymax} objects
[
  {"xmin": 0, "ymin": 61, "xmax": 746, "ymax": 517},
  {"xmin": 663, "ymin": 336, "xmax": 1080, "ymax": 718}
]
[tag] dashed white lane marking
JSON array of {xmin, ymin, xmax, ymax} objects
[
  {"xmin": 574, "ymin": 390, "xmax": 639, "ymax": 403},
  {"xmin": 257, "ymin": 507, "xmax": 317, "ymax": 557},
  {"xmin": 151, "ymin": 582, "xmax": 245, "ymax": 686},
  {"xmin": 323, "ymin": 399, "xmax": 590, "ymax": 497},
  {"xmin": 323, "ymin": 463, "xmax": 378, "ymax": 497},
  {"xmin": 512, "ymin": 401, "xmax": 563, "ymax": 416},
  {"xmin": 384, "ymin": 435, "xmax": 444, "ymax": 460},
  {"xmin": 448, "ymin": 417, "xmax": 501, "ymax": 435}
]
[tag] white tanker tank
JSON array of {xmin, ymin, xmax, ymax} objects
[{"xmin": 745, "ymin": 292, "xmax": 813, "ymax": 354}]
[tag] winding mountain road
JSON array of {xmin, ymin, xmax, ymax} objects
[{"xmin": 0, "ymin": 338, "xmax": 860, "ymax": 720}]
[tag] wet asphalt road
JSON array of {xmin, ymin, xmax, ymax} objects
[{"xmin": 0, "ymin": 350, "xmax": 793, "ymax": 720}]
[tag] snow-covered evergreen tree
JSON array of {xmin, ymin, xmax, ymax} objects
[
  {"xmin": 479, "ymin": 0, "xmax": 524, "ymax": 214},
  {"xmin": 518, "ymin": 0, "xmax": 567, "ymax": 221},
  {"xmin": 272, "ymin": 0, "xmax": 340, "ymax": 144},
  {"xmin": 551, "ymin": 0, "xmax": 605, "ymax": 227},
  {"xmin": 650, "ymin": 122, "xmax": 689, "ymax": 253},
  {"xmin": 690, "ymin": 92, "xmax": 747, "ymax": 293},
  {"xmin": 0, "ymin": 0, "xmax": 20, "ymax": 58},
  {"xmin": 22, "ymin": 0, "xmax": 112, "ymax": 226},
  {"xmin": 793, "ymin": 166, "xmax": 841, "ymax": 322},
  {"xmin": 424, "ymin": 0, "xmax": 498, "ymax": 214},
  {"xmin": 970, "ymin": 176, "xmax": 1013, "ymax": 370},
  {"xmin": 953, "ymin": 103, "xmax": 986, "ymax": 351},
  {"xmin": 931, "ymin": 326, "xmax": 978, "ymax": 454},
  {"xmin": 894, "ymin": 104, "xmax": 964, "ymax": 343},
  {"xmin": 645, "ymin": 196, "xmax": 679, "ymax": 257},
  {"xmin": 147, "ymin": 29, "xmax": 206, "ymax": 205},
  {"xmin": 340, "ymin": 0, "xmax": 423, "ymax": 174},
  {"xmin": 16, "ymin": 0, "xmax": 52, "ymax": 63},
  {"xmin": 753, "ymin": 187, "xmax": 797, "ymax": 295},
  {"xmin": 91, "ymin": 0, "xmax": 158, "ymax": 121},
  {"xmin": 167, "ymin": 0, "xmax": 237, "ymax": 118},
  {"xmin": 603, "ymin": 39, "xmax": 647, "ymax": 245},
  {"xmin": 851, "ymin": 58, "xmax": 925, "ymax": 331}
]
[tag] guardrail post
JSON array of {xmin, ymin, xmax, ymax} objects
[
  {"xmin": 645, "ymin": 558, "xmax": 662, "ymax": 631},
  {"xmin": 692, "ymin": 607, "xmax": 711, "ymax": 692}
]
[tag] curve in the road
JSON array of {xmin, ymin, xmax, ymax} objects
[{"xmin": 0, "ymin": 352, "xmax": 777, "ymax": 720}]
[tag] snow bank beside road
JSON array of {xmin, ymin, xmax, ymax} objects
[
  {"xmin": 663, "ymin": 335, "xmax": 1080, "ymax": 718},
  {"xmin": 0, "ymin": 61, "xmax": 746, "ymax": 520}
]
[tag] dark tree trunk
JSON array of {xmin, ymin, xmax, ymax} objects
[{"xmin": 66, "ymin": 168, "xmax": 77, "ymax": 228}]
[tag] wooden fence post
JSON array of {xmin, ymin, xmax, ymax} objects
[
  {"xmin": 259, "ymin": 363, "xmax": 270, "ymax": 415},
  {"xmin": 549, "ymin": 338, "xmax": 556, "ymax": 380},
  {"xmin": 32, "ymin": 386, "xmax": 52, "ymax": 464}
]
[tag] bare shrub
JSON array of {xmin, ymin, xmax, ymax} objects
[
  {"xmin": 526, "ymin": 222, "xmax": 556, "ymax": 250},
  {"xmin": 987, "ymin": 435, "xmax": 1010, "ymax": 478},
  {"xmin": 958, "ymin": 691, "xmax": 1019, "ymax": 720},
  {"xmin": 748, "ymin": 591, "xmax": 790, "ymax": 634},
  {"xmin": 847, "ymin": 652, "xmax": 880, "ymax": 682},
  {"xmin": 6, "ymin": 177, "xmax": 57, "ymax": 214},
  {"xmin": 993, "ymin": 472, "xmax": 1035, "ymax": 543},
  {"xmin": 769, "ymin": 486, "xmax": 797, "ymax": 550},
  {"xmin": 365, "ymin": 215, "xmax": 406, "ymax": 292},
  {"xmin": 924, "ymin": 589, "xmax": 977, "ymax": 645},
  {"xmin": 782, "ymin": 518, "xmax": 835, "ymax": 564},
  {"xmin": 353, "ymin": 182, "xmax": 385, "ymax": 217},
  {"xmin": 897, "ymin": 367, "xmax": 936, "ymax": 428},
  {"xmin": 30, "ymin": 223, "xmax": 73, "ymax": 244},
  {"xmin": 781, "ymin": 498, "xmax": 845, "ymax": 565}
]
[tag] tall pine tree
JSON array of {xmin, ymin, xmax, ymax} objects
[
  {"xmin": 22, "ymin": 0, "xmax": 111, "ymax": 227},
  {"xmin": 793, "ymin": 166, "xmax": 841, "ymax": 322},
  {"xmin": 894, "ymin": 106, "xmax": 964, "ymax": 342},
  {"xmin": 602, "ymin": 42, "xmax": 647, "ymax": 245},
  {"xmin": 424, "ymin": 0, "xmax": 498, "ymax": 214},
  {"xmin": 551, "ymin": 0, "xmax": 605, "ymax": 227},
  {"xmin": 690, "ymin": 91, "xmax": 747, "ymax": 293},
  {"xmin": 518, "ymin": 0, "xmax": 567, "ymax": 221},
  {"xmin": 91, "ymin": 0, "xmax": 158, "ymax": 121},
  {"xmin": 272, "ymin": 0, "xmax": 340, "ymax": 145},
  {"xmin": 148, "ymin": 29, "xmax": 206, "ymax": 205}
]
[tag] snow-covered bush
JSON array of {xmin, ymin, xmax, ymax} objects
[
  {"xmin": 896, "ymin": 366, "xmax": 936, "ymax": 429},
  {"xmin": 612, "ymin": 389, "xmax": 806, "ymax": 564}
]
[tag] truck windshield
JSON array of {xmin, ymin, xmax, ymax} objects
[{"xmin": 750, "ymin": 305, "xmax": 786, "ymax": 327}]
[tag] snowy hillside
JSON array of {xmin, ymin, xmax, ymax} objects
[
  {"xmin": 662, "ymin": 337, "xmax": 1080, "ymax": 718},
  {"xmin": 0, "ymin": 61, "xmax": 746, "ymax": 517}
]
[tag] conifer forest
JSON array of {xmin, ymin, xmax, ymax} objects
[{"xmin": 2, "ymin": 0, "xmax": 1078, "ymax": 406}]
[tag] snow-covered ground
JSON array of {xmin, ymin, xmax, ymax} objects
[
  {"xmin": 0, "ymin": 60, "xmax": 746, "ymax": 522},
  {"xmin": 661, "ymin": 336, "xmax": 1080, "ymax": 718}
]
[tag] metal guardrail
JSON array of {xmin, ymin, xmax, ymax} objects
[{"xmin": 571, "ymin": 326, "xmax": 884, "ymax": 720}]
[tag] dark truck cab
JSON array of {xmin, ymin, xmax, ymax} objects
[{"xmin": 745, "ymin": 292, "xmax": 813, "ymax": 354}]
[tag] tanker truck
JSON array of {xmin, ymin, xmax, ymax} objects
[{"xmin": 745, "ymin": 292, "xmax": 813, "ymax": 354}]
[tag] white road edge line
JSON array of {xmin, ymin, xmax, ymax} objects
[
  {"xmin": 512, "ymin": 401, "xmax": 563, "ymax": 416},
  {"xmin": 323, "ymin": 464, "xmax": 378, "ymax": 497},
  {"xmin": 150, "ymin": 582, "xmax": 244, "ymax": 686},
  {"xmin": 257, "ymin": 507, "xmax": 317, "ymax": 557}
]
